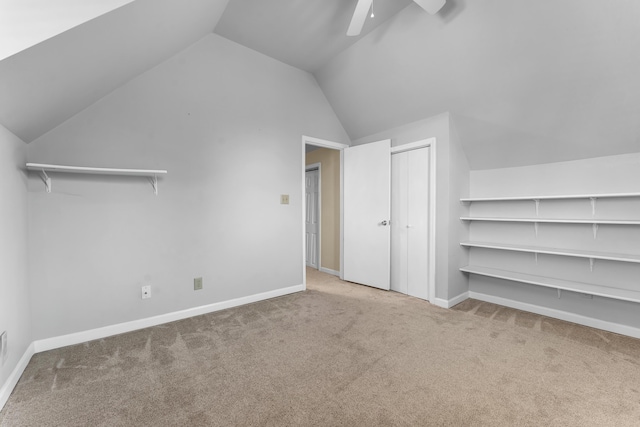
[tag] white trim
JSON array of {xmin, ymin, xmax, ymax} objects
[
  {"xmin": 433, "ymin": 298, "xmax": 449, "ymax": 309},
  {"xmin": 305, "ymin": 163, "xmax": 322, "ymax": 270},
  {"xmin": 433, "ymin": 291, "xmax": 469, "ymax": 309},
  {"xmin": 469, "ymin": 291, "xmax": 640, "ymax": 340},
  {"xmin": 0, "ymin": 342, "xmax": 35, "ymax": 412},
  {"xmin": 33, "ymin": 285, "xmax": 304, "ymax": 353},
  {"xmin": 302, "ymin": 138, "xmax": 307, "ymax": 289},
  {"xmin": 319, "ymin": 267, "xmax": 340, "ymax": 276},
  {"xmin": 302, "ymin": 135, "xmax": 349, "ymax": 150},
  {"xmin": 339, "ymin": 149, "xmax": 344, "ymax": 280},
  {"xmin": 389, "ymin": 137, "xmax": 436, "ymax": 154},
  {"xmin": 428, "ymin": 141, "xmax": 437, "ymax": 303}
]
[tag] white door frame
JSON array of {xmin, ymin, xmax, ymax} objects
[
  {"xmin": 305, "ymin": 163, "xmax": 321, "ymax": 270},
  {"xmin": 302, "ymin": 136, "xmax": 348, "ymax": 289},
  {"xmin": 301, "ymin": 135, "xmax": 436, "ymax": 304}
]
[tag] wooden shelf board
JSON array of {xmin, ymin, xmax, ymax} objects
[
  {"xmin": 460, "ymin": 241, "xmax": 640, "ymax": 264},
  {"xmin": 460, "ymin": 265, "xmax": 640, "ymax": 304},
  {"xmin": 460, "ymin": 192, "xmax": 640, "ymax": 203}
]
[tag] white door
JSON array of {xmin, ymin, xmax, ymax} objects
[
  {"xmin": 391, "ymin": 147, "xmax": 430, "ymax": 300},
  {"xmin": 343, "ymin": 140, "xmax": 391, "ymax": 290},
  {"xmin": 305, "ymin": 168, "xmax": 320, "ymax": 269}
]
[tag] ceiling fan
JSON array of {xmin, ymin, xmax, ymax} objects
[{"xmin": 347, "ymin": 0, "xmax": 446, "ymax": 36}]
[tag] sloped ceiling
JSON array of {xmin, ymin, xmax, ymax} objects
[
  {"xmin": 2, "ymin": 0, "xmax": 639, "ymax": 169},
  {"xmin": 314, "ymin": 0, "xmax": 640, "ymax": 169},
  {"xmin": 0, "ymin": 0, "xmax": 229, "ymax": 143},
  {"xmin": 0, "ymin": 0, "xmax": 135, "ymax": 60},
  {"xmin": 214, "ymin": 0, "xmax": 412, "ymax": 72}
]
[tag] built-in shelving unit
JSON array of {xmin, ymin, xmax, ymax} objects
[
  {"xmin": 460, "ymin": 217, "xmax": 640, "ymax": 225},
  {"xmin": 26, "ymin": 163, "xmax": 167, "ymax": 195},
  {"xmin": 460, "ymin": 192, "xmax": 640, "ymax": 202},
  {"xmin": 460, "ymin": 192, "xmax": 640, "ymax": 304},
  {"xmin": 460, "ymin": 265, "xmax": 640, "ymax": 304},
  {"xmin": 461, "ymin": 192, "xmax": 640, "ymax": 216},
  {"xmin": 460, "ymin": 242, "xmax": 640, "ymax": 264}
]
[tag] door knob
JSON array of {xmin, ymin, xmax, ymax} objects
[{"xmin": 380, "ymin": 220, "xmax": 389, "ymax": 226}]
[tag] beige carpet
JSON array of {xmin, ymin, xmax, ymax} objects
[{"xmin": 2, "ymin": 268, "xmax": 640, "ymax": 426}]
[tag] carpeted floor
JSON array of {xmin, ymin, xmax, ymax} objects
[{"xmin": 2, "ymin": 268, "xmax": 640, "ymax": 426}]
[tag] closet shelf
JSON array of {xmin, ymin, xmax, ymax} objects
[
  {"xmin": 460, "ymin": 241, "xmax": 640, "ymax": 264},
  {"xmin": 460, "ymin": 217, "xmax": 640, "ymax": 225},
  {"xmin": 460, "ymin": 192, "xmax": 640, "ymax": 203},
  {"xmin": 26, "ymin": 163, "xmax": 167, "ymax": 195},
  {"xmin": 460, "ymin": 265, "xmax": 640, "ymax": 304}
]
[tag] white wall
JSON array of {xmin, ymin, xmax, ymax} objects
[
  {"xmin": 352, "ymin": 112, "xmax": 470, "ymax": 303},
  {"xmin": 0, "ymin": 125, "xmax": 31, "ymax": 390},
  {"xmin": 469, "ymin": 153, "xmax": 640, "ymax": 330},
  {"xmin": 26, "ymin": 33, "xmax": 349, "ymax": 340},
  {"xmin": 471, "ymin": 153, "xmax": 640, "ymax": 197}
]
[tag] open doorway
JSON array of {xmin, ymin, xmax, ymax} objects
[
  {"xmin": 302, "ymin": 136, "xmax": 348, "ymax": 288},
  {"xmin": 303, "ymin": 139, "xmax": 344, "ymax": 275},
  {"xmin": 302, "ymin": 135, "xmax": 436, "ymax": 302}
]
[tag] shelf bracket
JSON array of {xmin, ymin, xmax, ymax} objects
[
  {"xmin": 534, "ymin": 252, "xmax": 539, "ymax": 265},
  {"xmin": 533, "ymin": 199, "xmax": 540, "ymax": 216},
  {"xmin": 534, "ymin": 222, "xmax": 539, "ymax": 237},
  {"xmin": 592, "ymin": 223, "xmax": 599, "ymax": 239},
  {"xmin": 148, "ymin": 175, "xmax": 159, "ymax": 195},
  {"xmin": 39, "ymin": 169, "xmax": 51, "ymax": 193},
  {"xmin": 557, "ymin": 289, "xmax": 562, "ymax": 299},
  {"xmin": 589, "ymin": 258, "xmax": 595, "ymax": 272},
  {"xmin": 590, "ymin": 197, "xmax": 597, "ymax": 217}
]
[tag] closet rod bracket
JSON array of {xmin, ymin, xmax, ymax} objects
[
  {"xmin": 39, "ymin": 169, "xmax": 51, "ymax": 193},
  {"xmin": 148, "ymin": 175, "xmax": 159, "ymax": 195}
]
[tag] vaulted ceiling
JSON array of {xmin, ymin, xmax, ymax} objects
[
  {"xmin": 1, "ymin": 0, "xmax": 639, "ymax": 169},
  {"xmin": 0, "ymin": 0, "xmax": 230, "ymax": 143}
]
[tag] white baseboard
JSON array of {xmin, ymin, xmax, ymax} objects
[
  {"xmin": 469, "ymin": 291, "xmax": 640, "ymax": 339},
  {"xmin": 319, "ymin": 267, "xmax": 340, "ymax": 277},
  {"xmin": 0, "ymin": 342, "xmax": 35, "ymax": 412},
  {"xmin": 34, "ymin": 284, "xmax": 305, "ymax": 353},
  {"xmin": 433, "ymin": 291, "xmax": 469, "ymax": 309}
]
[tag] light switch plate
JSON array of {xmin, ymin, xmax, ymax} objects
[
  {"xmin": 194, "ymin": 277, "xmax": 203, "ymax": 290},
  {"xmin": 281, "ymin": 194, "xmax": 289, "ymax": 204}
]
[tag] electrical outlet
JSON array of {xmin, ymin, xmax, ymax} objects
[
  {"xmin": 194, "ymin": 277, "xmax": 203, "ymax": 291},
  {"xmin": 141, "ymin": 285, "xmax": 151, "ymax": 299},
  {"xmin": 1, "ymin": 331, "xmax": 7, "ymax": 366},
  {"xmin": 280, "ymin": 194, "xmax": 289, "ymax": 205}
]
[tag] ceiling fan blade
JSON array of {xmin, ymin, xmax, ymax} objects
[
  {"xmin": 413, "ymin": 0, "xmax": 446, "ymax": 15},
  {"xmin": 347, "ymin": 0, "xmax": 373, "ymax": 36}
]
